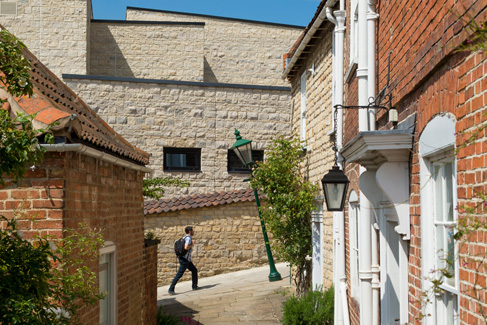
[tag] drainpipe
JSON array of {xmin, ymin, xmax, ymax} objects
[
  {"xmin": 367, "ymin": 2, "xmax": 380, "ymax": 324},
  {"xmin": 326, "ymin": 1, "xmax": 349, "ymax": 324},
  {"xmin": 358, "ymin": 0, "xmax": 373, "ymax": 325}
]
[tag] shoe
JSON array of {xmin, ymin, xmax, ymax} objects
[
  {"xmin": 168, "ymin": 290, "xmax": 176, "ymax": 295},
  {"xmin": 192, "ymin": 286, "xmax": 200, "ymax": 291}
]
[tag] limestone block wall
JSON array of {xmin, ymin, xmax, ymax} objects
[
  {"xmin": 65, "ymin": 76, "xmax": 292, "ymax": 197},
  {"xmin": 288, "ymin": 24, "xmax": 335, "ymax": 286},
  {"xmin": 89, "ymin": 21, "xmax": 205, "ymax": 81},
  {"xmin": 126, "ymin": 8, "xmax": 303, "ymax": 87},
  {"xmin": 1, "ymin": 0, "xmax": 90, "ymax": 76},
  {"xmin": 145, "ymin": 201, "xmax": 273, "ymax": 286}
]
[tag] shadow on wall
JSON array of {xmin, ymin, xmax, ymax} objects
[
  {"xmin": 89, "ymin": 24, "xmax": 135, "ymax": 78},
  {"xmin": 203, "ymin": 56, "xmax": 218, "ymax": 83}
]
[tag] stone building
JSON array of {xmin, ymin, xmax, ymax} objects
[
  {"xmin": 281, "ymin": 1, "xmax": 336, "ymax": 291},
  {"xmin": 0, "ymin": 41, "xmax": 157, "ymax": 324},
  {"xmin": 1, "ymin": 1, "xmax": 305, "ymax": 283},
  {"xmin": 286, "ymin": 0, "xmax": 487, "ymax": 324},
  {"xmin": 1, "ymin": 1, "xmax": 303, "ymax": 196}
]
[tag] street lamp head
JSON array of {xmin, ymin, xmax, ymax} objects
[
  {"xmin": 230, "ymin": 129, "xmax": 254, "ymax": 166},
  {"xmin": 321, "ymin": 165, "xmax": 349, "ymax": 211}
]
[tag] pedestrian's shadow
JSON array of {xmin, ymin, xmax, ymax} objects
[
  {"xmin": 157, "ymin": 284, "xmax": 219, "ymax": 324},
  {"xmin": 158, "ymin": 298, "xmax": 202, "ymax": 324}
]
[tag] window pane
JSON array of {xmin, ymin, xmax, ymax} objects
[
  {"xmin": 99, "ymin": 254, "xmax": 111, "ymax": 325},
  {"xmin": 446, "ymin": 228, "xmax": 455, "ymax": 286},
  {"xmin": 436, "ymin": 225, "xmax": 445, "ymax": 269},
  {"xmin": 163, "ymin": 148, "xmax": 201, "ymax": 171},
  {"xmin": 444, "ymin": 290, "xmax": 458, "ymax": 325},
  {"xmin": 434, "ymin": 165, "xmax": 444, "ymax": 222},
  {"xmin": 166, "ymin": 153, "xmax": 186, "ymax": 167},
  {"xmin": 445, "ymin": 162, "xmax": 454, "ymax": 222}
]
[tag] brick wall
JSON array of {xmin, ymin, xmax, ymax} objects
[
  {"xmin": 341, "ymin": 0, "xmax": 487, "ymax": 324},
  {"xmin": 0, "ymin": 151, "xmax": 155, "ymax": 324},
  {"xmin": 126, "ymin": 8, "xmax": 303, "ymax": 87},
  {"xmin": 65, "ymin": 77, "xmax": 292, "ymax": 198},
  {"xmin": 145, "ymin": 200, "xmax": 276, "ymax": 286},
  {"xmin": 287, "ymin": 22, "xmax": 336, "ymax": 287},
  {"xmin": 89, "ymin": 21, "xmax": 205, "ymax": 81},
  {"xmin": 143, "ymin": 243, "xmax": 159, "ymax": 325}
]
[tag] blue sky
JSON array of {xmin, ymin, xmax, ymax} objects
[{"xmin": 91, "ymin": 0, "xmax": 320, "ymax": 27}]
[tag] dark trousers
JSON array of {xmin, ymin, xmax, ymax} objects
[{"xmin": 169, "ymin": 257, "xmax": 198, "ymax": 291}]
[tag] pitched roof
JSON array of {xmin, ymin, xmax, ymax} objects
[
  {"xmin": 1, "ymin": 28, "xmax": 150, "ymax": 165},
  {"xmin": 144, "ymin": 188, "xmax": 256, "ymax": 215},
  {"xmin": 282, "ymin": 0, "xmax": 331, "ymax": 80}
]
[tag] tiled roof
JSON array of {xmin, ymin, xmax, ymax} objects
[
  {"xmin": 1, "ymin": 27, "xmax": 150, "ymax": 165},
  {"xmin": 144, "ymin": 188, "xmax": 256, "ymax": 215}
]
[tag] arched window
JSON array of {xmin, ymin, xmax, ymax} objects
[{"xmin": 419, "ymin": 115, "xmax": 458, "ymax": 324}]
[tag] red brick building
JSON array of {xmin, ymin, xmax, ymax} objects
[
  {"xmin": 284, "ymin": 0, "xmax": 486, "ymax": 324},
  {"xmin": 340, "ymin": 0, "xmax": 487, "ymax": 324},
  {"xmin": 0, "ymin": 41, "xmax": 158, "ymax": 323}
]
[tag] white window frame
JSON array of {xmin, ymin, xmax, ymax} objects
[
  {"xmin": 100, "ymin": 241, "xmax": 117, "ymax": 325},
  {"xmin": 300, "ymin": 71, "xmax": 307, "ymax": 142},
  {"xmin": 348, "ymin": 191, "xmax": 360, "ymax": 301},
  {"xmin": 419, "ymin": 115, "xmax": 458, "ymax": 325}
]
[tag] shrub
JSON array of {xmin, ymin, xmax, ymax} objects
[
  {"xmin": 281, "ymin": 286, "xmax": 334, "ymax": 325},
  {"xmin": 156, "ymin": 306, "xmax": 181, "ymax": 325},
  {"xmin": 0, "ymin": 215, "xmax": 104, "ymax": 324}
]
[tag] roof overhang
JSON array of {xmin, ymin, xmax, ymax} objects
[
  {"xmin": 341, "ymin": 129, "xmax": 414, "ymax": 240},
  {"xmin": 282, "ymin": 0, "xmax": 335, "ymax": 80},
  {"xmin": 340, "ymin": 130, "xmax": 414, "ymax": 168}
]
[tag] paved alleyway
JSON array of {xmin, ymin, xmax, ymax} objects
[{"xmin": 157, "ymin": 263, "xmax": 291, "ymax": 324}]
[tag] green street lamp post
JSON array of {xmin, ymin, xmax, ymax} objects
[{"xmin": 230, "ymin": 129, "xmax": 281, "ymax": 282}]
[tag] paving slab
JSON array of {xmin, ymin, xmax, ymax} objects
[{"xmin": 157, "ymin": 263, "xmax": 291, "ymax": 324}]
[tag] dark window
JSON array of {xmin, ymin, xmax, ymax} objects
[
  {"xmin": 227, "ymin": 149, "xmax": 264, "ymax": 173},
  {"xmin": 163, "ymin": 147, "xmax": 201, "ymax": 171}
]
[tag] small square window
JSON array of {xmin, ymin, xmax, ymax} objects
[
  {"xmin": 163, "ymin": 147, "xmax": 201, "ymax": 171},
  {"xmin": 227, "ymin": 149, "xmax": 264, "ymax": 173}
]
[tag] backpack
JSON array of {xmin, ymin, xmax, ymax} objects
[{"xmin": 174, "ymin": 237, "xmax": 187, "ymax": 257}]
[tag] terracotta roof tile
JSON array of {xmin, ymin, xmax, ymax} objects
[{"xmin": 144, "ymin": 188, "xmax": 256, "ymax": 215}]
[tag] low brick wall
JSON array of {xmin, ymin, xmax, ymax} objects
[{"xmin": 145, "ymin": 200, "xmax": 272, "ymax": 286}]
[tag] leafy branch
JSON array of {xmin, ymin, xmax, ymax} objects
[
  {"xmin": 143, "ymin": 176, "xmax": 190, "ymax": 200},
  {"xmin": 251, "ymin": 136, "xmax": 317, "ymax": 296}
]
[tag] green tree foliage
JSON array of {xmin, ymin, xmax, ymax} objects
[
  {"xmin": 143, "ymin": 176, "xmax": 190, "ymax": 200},
  {"xmin": 250, "ymin": 136, "xmax": 318, "ymax": 295},
  {"xmin": 0, "ymin": 214, "xmax": 104, "ymax": 324},
  {"xmin": 0, "ymin": 29, "xmax": 54, "ymax": 185},
  {"xmin": 0, "ymin": 29, "xmax": 33, "ymax": 99}
]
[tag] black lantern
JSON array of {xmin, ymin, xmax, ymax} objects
[
  {"xmin": 230, "ymin": 129, "xmax": 253, "ymax": 166},
  {"xmin": 321, "ymin": 165, "xmax": 349, "ymax": 211}
]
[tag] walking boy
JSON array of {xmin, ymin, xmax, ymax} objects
[{"xmin": 168, "ymin": 226, "xmax": 198, "ymax": 295}]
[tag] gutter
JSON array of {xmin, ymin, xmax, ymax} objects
[
  {"xmin": 281, "ymin": 1, "xmax": 334, "ymax": 79},
  {"xmin": 42, "ymin": 143, "xmax": 153, "ymax": 174}
]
